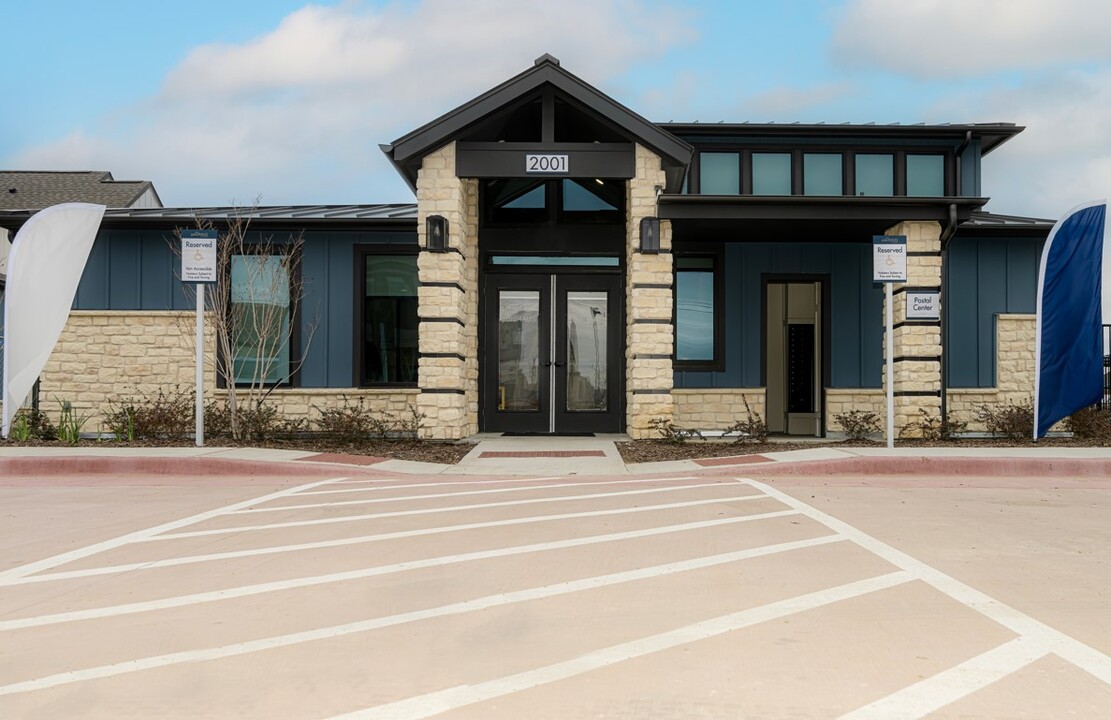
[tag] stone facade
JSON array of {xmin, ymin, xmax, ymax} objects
[
  {"xmin": 625, "ymin": 144, "xmax": 674, "ymax": 439},
  {"xmin": 414, "ymin": 142, "xmax": 479, "ymax": 440},
  {"xmin": 672, "ymin": 388, "xmax": 766, "ymax": 431},
  {"xmin": 948, "ymin": 313, "xmax": 1039, "ymax": 432},
  {"xmin": 882, "ymin": 221, "xmax": 943, "ymax": 437},
  {"xmin": 824, "ymin": 388, "xmax": 887, "ymax": 436}
]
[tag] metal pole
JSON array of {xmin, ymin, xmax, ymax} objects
[
  {"xmin": 196, "ymin": 283, "xmax": 204, "ymax": 447},
  {"xmin": 886, "ymin": 282, "xmax": 894, "ymax": 449}
]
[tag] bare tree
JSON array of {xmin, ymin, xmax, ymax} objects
[{"xmin": 171, "ymin": 206, "xmax": 317, "ymax": 440}]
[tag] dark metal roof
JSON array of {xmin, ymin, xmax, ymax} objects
[
  {"xmin": 957, "ymin": 210, "xmax": 1054, "ymax": 236},
  {"xmin": 0, "ymin": 171, "xmax": 161, "ymax": 209},
  {"xmin": 660, "ymin": 122, "xmax": 1024, "ymax": 155},
  {"xmin": 383, "ymin": 54, "xmax": 693, "ymax": 192},
  {"xmin": 0, "ymin": 204, "xmax": 417, "ymax": 231}
]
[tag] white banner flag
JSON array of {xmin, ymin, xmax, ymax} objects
[{"xmin": 2, "ymin": 203, "xmax": 105, "ymax": 437}]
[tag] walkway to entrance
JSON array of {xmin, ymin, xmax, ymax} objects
[{"xmin": 449, "ymin": 433, "xmax": 629, "ymax": 475}]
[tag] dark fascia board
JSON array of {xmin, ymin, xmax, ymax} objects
[
  {"xmin": 661, "ymin": 122, "xmax": 1024, "ymax": 155},
  {"xmin": 658, "ymin": 194, "xmax": 988, "ymax": 222},
  {"xmin": 384, "ymin": 57, "xmax": 693, "ymax": 188},
  {"xmin": 0, "ymin": 210, "xmax": 417, "ymax": 234}
]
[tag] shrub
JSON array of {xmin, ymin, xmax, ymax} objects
[
  {"xmin": 977, "ymin": 400, "xmax": 1034, "ymax": 441},
  {"xmin": 899, "ymin": 408, "xmax": 968, "ymax": 441},
  {"xmin": 647, "ymin": 417, "xmax": 703, "ymax": 444},
  {"xmin": 104, "ymin": 387, "xmax": 193, "ymax": 441},
  {"xmin": 7, "ymin": 408, "xmax": 56, "ymax": 442},
  {"xmin": 315, "ymin": 396, "xmax": 382, "ymax": 441},
  {"xmin": 724, "ymin": 396, "xmax": 768, "ymax": 444},
  {"xmin": 835, "ymin": 409, "xmax": 881, "ymax": 441},
  {"xmin": 56, "ymin": 400, "xmax": 91, "ymax": 445},
  {"xmin": 1064, "ymin": 405, "xmax": 1111, "ymax": 441}
]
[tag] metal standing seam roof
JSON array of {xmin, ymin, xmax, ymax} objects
[
  {"xmin": 0, "ymin": 204, "xmax": 418, "ymax": 228},
  {"xmin": 0, "ymin": 171, "xmax": 160, "ymax": 210},
  {"xmin": 962, "ymin": 210, "xmax": 1055, "ymax": 231}
]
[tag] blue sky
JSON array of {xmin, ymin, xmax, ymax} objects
[{"xmin": 2, "ymin": 0, "xmax": 1109, "ymax": 218}]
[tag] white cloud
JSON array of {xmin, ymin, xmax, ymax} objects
[
  {"xmin": 831, "ymin": 0, "xmax": 1111, "ymax": 79},
  {"xmin": 10, "ymin": 0, "xmax": 694, "ymax": 206}
]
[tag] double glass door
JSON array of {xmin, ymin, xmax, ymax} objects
[{"xmin": 482, "ymin": 273, "xmax": 622, "ymax": 434}]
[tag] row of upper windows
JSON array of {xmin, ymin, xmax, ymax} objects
[{"xmin": 692, "ymin": 150, "xmax": 948, "ymax": 197}]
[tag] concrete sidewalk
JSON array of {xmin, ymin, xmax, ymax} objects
[{"xmin": 3, "ymin": 439, "xmax": 1111, "ymax": 477}]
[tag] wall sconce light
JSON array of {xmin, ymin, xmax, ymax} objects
[
  {"xmin": 639, "ymin": 216, "xmax": 660, "ymax": 254},
  {"xmin": 426, "ymin": 214, "xmax": 448, "ymax": 252}
]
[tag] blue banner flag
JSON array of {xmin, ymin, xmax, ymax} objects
[{"xmin": 1034, "ymin": 201, "xmax": 1107, "ymax": 438}]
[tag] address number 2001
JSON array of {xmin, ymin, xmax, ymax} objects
[{"xmin": 525, "ymin": 153, "xmax": 569, "ymax": 173}]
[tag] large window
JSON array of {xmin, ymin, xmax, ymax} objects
[
  {"xmin": 907, "ymin": 154, "xmax": 945, "ymax": 196},
  {"xmin": 854, "ymin": 153, "xmax": 894, "ymax": 196},
  {"xmin": 362, "ymin": 253, "xmax": 418, "ymax": 385},
  {"xmin": 675, "ymin": 256, "xmax": 719, "ymax": 367},
  {"xmin": 803, "ymin": 153, "xmax": 842, "ymax": 195},
  {"xmin": 231, "ymin": 254, "xmax": 293, "ymax": 385},
  {"xmin": 752, "ymin": 153, "xmax": 792, "ymax": 195},
  {"xmin": 699, "ymin": 152, "xmax": 740, "ymax": 194}
]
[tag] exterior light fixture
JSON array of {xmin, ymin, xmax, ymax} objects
[
  {"xmin": 426, "ymin": 214, "xmax": 448, "ymax": 252},
  {"xmin": 639, "ymin": 216, "xmax": 660, "ymax": 254}
]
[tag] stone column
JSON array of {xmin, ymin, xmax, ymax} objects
[
  {"xmin": 415, "ymin": 142, "xmax": 479, "ymax": 440},
  {"xmin": 883, "ymin": 220, "xmax": 943, "ymax": 436},
  {"xmin": 625, "ymin": 144, "xmax": 674, "ymax": 439}
]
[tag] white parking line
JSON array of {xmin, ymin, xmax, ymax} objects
[
  {"xmin": 237, "ymin": 477, "xmax": 734, "ymax": 513},
  {"xmin": 2, "ymin": 502, "xmax": 793, "ymax": 587},
  {"xmin": 147, "ymin": 482, "xmax": 740, "ymax": 540},
  {"xmin": 0, "ymin": 477, "xmax": 348, "ymax": 583},
  {"xmin": 325, "ymin": 572, "xmax": 915, "ymax": 720},
  {"xmin": 746, "ymin": 480, "xmax": 1111, "ymax": 700},
  {"xmin": 0, "ymin": 516, "xmax": 824, "ymax": 631},
  {"xmin": 0, "ymin": 536, "xmax": 863, "ymax": 698},
  {"xmin": 322, "ymin": 475, "xmax": 595, "ymax": 488},
  {"xmin": 839, "ymin": 637, "xmax": 1050, "ymax": 719}
]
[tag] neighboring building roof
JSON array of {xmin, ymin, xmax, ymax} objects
[
  {"xmin": 0, "ymin": 171, "xmax": 162, "ymax": 210},
  {"xmin": 959, "ymin": 210, "xmax": 1055, "ymax": 235},
  {"xmin": 661, "ymin": 122, "xmax": 1024, "ymax": 155},
  {"xmin": 382, "ymin": 54, "xmax": 694, "ymax": 193}
]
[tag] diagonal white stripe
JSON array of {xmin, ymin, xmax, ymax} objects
[
  {"xmin": 325, "ymin": 572, "xmax": 915, "ymax": 720},
  {"xmin": 0, "ymin": 550, "xmax": 894, "ymax": 700}
]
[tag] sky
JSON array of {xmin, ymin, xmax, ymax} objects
[{"xmin": 2, "ymin": 0, "xmax": 1110, "ymax": 219}]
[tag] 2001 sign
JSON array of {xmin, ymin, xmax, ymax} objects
[{"xmin": 525, "ymin": 153, "xmax": 569, "ymax": 173}]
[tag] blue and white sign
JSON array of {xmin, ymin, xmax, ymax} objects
[
  {"xmin": 181, "ymin": 229, "xmax": 218, "ymax": 283},
  {"xmin": 872, "ymin": 235, "xmax": 907, "ymax": 283}
]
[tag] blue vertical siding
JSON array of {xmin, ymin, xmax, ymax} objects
[
  {"xmin": 71, "ymin": 226, "xmax": 418, "ymax": 389},
  {"xmin": 674, "ymin": 241, "xmax": 883, "ymax": 389},
  {"xmin": 946, "ymin": 235, "xmax": 1042, "ymax": 387}
]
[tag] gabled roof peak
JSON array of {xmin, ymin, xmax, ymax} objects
[{"xmin": 534, "ymin": 53, "xmax": 560, "ymax": 67}]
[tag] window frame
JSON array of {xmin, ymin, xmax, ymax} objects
[
  {"xmin": 673, "ymin": 245, "xmax": 725, "ymax": 372},
  {"xmin": 353, "ymin": 244, "xmax": 421, "ymax": 388},
  {"xmin": 221, "ymin": 243, "xmax": 303, "ymax": 390},
  {"xmin": 904, "ymin": 151, "xmax": 949, "ymax": 197}
]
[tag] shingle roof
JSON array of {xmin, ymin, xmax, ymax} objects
[{"xmin": 0, "ymin": 171, "xmax": 160, "ymax": 210}]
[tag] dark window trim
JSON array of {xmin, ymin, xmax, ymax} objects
[
  {"xmin": 479, "ymin": 178, "xmax": 625, "ymax": 228},
  {"xmin": 353, "ymin": 244, "xmax": 421, "ymax": 388},
  {"xmin": 689, "ymin": 145, "xmax": 955, "ymax": 199},
  {"xmin": 219, "ymin": 243, "xmax": 303, "ymax": 390},
  {"xmin": 673, "ymin": 243, "xmax": 725, "ymax": 372}
]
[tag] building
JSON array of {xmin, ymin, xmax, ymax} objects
[{"xmin": 0, "ymin": 56, "xmax": 1053, "ymax": 438}]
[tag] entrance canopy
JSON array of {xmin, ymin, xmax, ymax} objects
[{"xmin": 381, "ymin": 54, "xmax": 693, "ymax": 193}]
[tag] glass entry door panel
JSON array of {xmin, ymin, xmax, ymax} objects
[{"xmin": 482, "ymin": 273, "xmax": 622, "ymax": 434}]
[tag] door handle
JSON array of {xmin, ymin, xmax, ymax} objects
[{"xmin": 544, "ymin": 361, "xmax": 567, "ymax": 368}]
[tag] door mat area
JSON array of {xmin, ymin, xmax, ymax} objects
[
  {"xmin": 479, "ymin": 450, "xmax": 607, "ymax": 458},
  {"xmin": 294, "ymin": 453, "xmax": 388, "ymax": 466},
  {"xmin": 502, "ymin": 432, "xmax": 595, "ymax": 437},
  {"xmin": 693, "ymin": 454, "xmax": 773, "ymax": 467}
]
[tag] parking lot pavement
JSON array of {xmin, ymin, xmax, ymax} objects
[{"xmin": 1, "ymin": 471, "xmax": 1109, "ymax": 718}]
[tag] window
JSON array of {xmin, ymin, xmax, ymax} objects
[
  {"xmin": 361, "ymin": 253, "xmax": 418, "ymax": 385},
  {"xmin": 699, "ymin": 152, "xmax": 740, "ymax": 194},
  {"xmin": 907, "ymin": 154, "xmax": 945, "ymax": 196},
  {"xmin": 803, "ymin": 153, "xmax": 842, "ymax": 195},
  {"xmin": 675, "ymin": 256, "xmax": 718, "ymax": 366},
  {"xmin": 752, "ymin": 153, "xmax": 792, "ymax": 195},
  {"xmin": 231, "ymin": 254, "xmax": 293, "ymax": 385},
  {"xmin": 855, "ymin": 154, "xmax": 893, "ymax": 196}
]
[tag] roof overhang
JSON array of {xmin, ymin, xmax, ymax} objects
[
  {"xmin": 660, "ymin": 195, "xmax": 989, "ymax": 243},
  {"xmin": 382, "ymin": 55, "xmax": 693, "ymax": 193}
]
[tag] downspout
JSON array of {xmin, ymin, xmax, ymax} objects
[{"xmin": 940, "ymin": 131, "xmax": 972, "ymax": 428}]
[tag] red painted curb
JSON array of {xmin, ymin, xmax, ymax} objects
[
  {"xmin": 741, "ymin": 456, "xmax": 1111, "ymax": 477},
  {"xmin": 0, "ymin": 456, "xmax": 364, "ymax": 478}
]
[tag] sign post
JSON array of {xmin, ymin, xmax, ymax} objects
[
  {"xmin": 873, "ymin": 235, "xmax": 908, "ymax": 449},
  {"xmin": 181, "ymin": 229, "xmax": 218, "ymax": 447}
]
